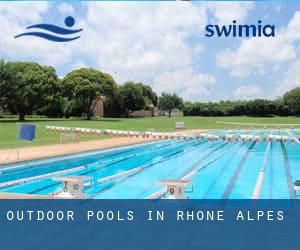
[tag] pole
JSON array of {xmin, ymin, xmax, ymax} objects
[{"xmin": 16, "ymin": 123, "xmax": 20, "ymax": 160}]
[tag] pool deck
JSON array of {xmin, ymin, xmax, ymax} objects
[
  {"xmin": 0, "ymin": 129, "xmax": 206, "ymax": 165},
  {"xmin": 0, "ymin": 192, "xmax": 54, "ymax": 199}
]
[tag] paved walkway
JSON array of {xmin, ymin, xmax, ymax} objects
[{"xmin": 0, "ymin": 129, "xmax": 206, "ymax": 165}]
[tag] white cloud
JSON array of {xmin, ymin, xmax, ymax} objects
[
  {"xmin": 269, "ymin": 11, "xmax": 300, "ymax": 98},
  {"xmin": 217, "ymin": 34, "xmax": 296, "ymax": 77},
  {"xmin": 193, "ymin": 44, "xmax": 204, "ymax": 55},
  {"xmin": 234, "ymin": 85, "xmax": 262, "ymax": 100},
  {"xmin": 216, "ymin": 11, "xmax": 300, "ymax": 78},
  {"xmin": 3, "ymin": 1, "xmax": 298, "ymax": 102},
  {"xmin": 207, "ymin": 2, "xmax": 255, "ymax": 24},
  {"xmin": 153, "ymin": 68, "xmax": 216, "ymax": 101},
  {"xmin": 286, "ymin": 11, "xmax": 300, "ymax": 42},
  {"xmin": 78, "ymin": 2, "xmax": 207, "ymax": 83},
  {"xmin": 0, "ymin": 2, "xmax": 48, "ymax": 23},
  {"xmin": 273, "ymin": 60, "xmax": 300, "ymax": 98},
  {"xmin": 58, "ymin": 3, "xmax": 74, "ymax": 15},
  {"xmin": 0, "ymin": 2, "xmax": 212, "ymax": 93},
  {"xmin": 0, "ymin": 2, "xmax": 77, "ymax": 67}
]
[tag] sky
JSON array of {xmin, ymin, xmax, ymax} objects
[{"xmin": 0, "ymin": 1, "xmax": 300, "ymax": 102}]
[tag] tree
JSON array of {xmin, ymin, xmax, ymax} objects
[
  {"xmin": 0, "ymin": 59, "xmax": 9, "ymax": 109},
  {"xmin": 0, "ymin": 61, "xmax": 59, "ymax": 121},
  {"xmin": 158, "ymin": 93, "xmax": 183, "ymax": 117},
  {"xmin": 117, "ymin": 82, "xmax": 146, "ymax": 117},
  {"xmin": 61, "ymin": 68, "xmax": 117, "ymax": 120},
  {"xmin": 273, "ymin": 99, "xmax": 290, "ymax": 116},
  {"xmin": 138, "ymin": 83, "xmax": 158, "ymax": 107},
  {"xmin": 283, "ymin": 87, "xmax": 300, "ymax": 115}
]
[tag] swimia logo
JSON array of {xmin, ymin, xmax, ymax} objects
[
  {"xmin": 14, "ymin": 16, "xmax": 83, "ymax": 42},
  {"xmin": 205, "ymin": 20, "xmax": 275, "ymax": 38}
]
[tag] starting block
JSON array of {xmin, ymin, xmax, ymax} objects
[
  {"xmin": 294, "ymin": 180, "xmax": 300, "ymax": 196},
  {"xmin": 158, "ymin": 179, "xmax": 192, "ymax": 199},
  {"xmin": 53, "ymin": 176, "xmax": 92, "ymax": 198}
]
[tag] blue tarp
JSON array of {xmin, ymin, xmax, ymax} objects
[{"xmin": 19, "ymin": 124, "xmax": 36, "ymax": 141}]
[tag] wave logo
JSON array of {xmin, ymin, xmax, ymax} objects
[{"xmin": 14, "ymin": 16, "xmax": 82, "ymax": 42}]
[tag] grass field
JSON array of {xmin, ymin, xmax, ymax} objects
[{"xmin": 1, "ymin": 116, "xmax": 300, "ymax": 149}]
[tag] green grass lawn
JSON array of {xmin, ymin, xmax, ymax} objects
[{"xmin": 1, "ymin": 116, "xmax": 300, "ymax": 149}]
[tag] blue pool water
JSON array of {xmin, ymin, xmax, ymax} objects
[{"xmin": 0, "ymin": 130, "xmax": 299, "ymax": 199}]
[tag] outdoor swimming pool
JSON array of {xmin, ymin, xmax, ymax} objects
[{"xmin": 0, "ymin": 129, "xmax": 299, "ymax": 199}]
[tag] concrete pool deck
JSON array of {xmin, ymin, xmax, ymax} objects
[
  {"xmin": 0, "ymin": 129, "xmax": 206, "ymax": 165},
  {"xmin": 0, "ymin": 192, "xmax": 54, "ymax": 199}
]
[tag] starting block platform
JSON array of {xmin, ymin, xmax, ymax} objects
[
  {"xmin": 158, "ymin": 179, "xmax": 192, "ymax": 199},
  {"xmin": 53, "ymin": 176, "xmax": 91, "ymax": 199}
]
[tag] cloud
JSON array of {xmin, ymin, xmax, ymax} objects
[
  {"xmin": 153, "ymin": 68, "xmax": 216, "ymax": 101},
  {"xmin": 207, "ymin": 2, "xmax": 255, "ymax": 24},
  {"xmin": 1, "ymin": 2, "xmax": 299, "ymax": 102},
  {"xmin": 234, "ymin": 85, "xmax": 262, "ymax": 100},
  {"xmin": 193, "ymin": 45, "xmax": 204, "ymax": 55},
  {"xmin": 217, "ymin": 34, "xmax": 296, "ymax": 77},
  {"xmin": 216, "ymin": 11, "xmax": 300, "ymax": 78},
  {"xmin": 286, "ymin": 11, "xmax": 300, "ymax": 42},
  {"xmin": 0, "ymin": 2, "xmax": 212, "ymax": 99},
  {"xmin": 0, "ymin": 2, "xmax": 48, "ymax": 23},
  {"xmin": 273, "ymin": 59, "xmax": 300, "ymax": 98},
  {"xmin": 0, "ymin": 2, "xmax": 77, "ymax": 67},
  {"xmin": 58, "ymin": 3, "xmax": 74, "ymax": 15},
  {"xmin": 79, "ymin": 2, "xmax": 207, "ymax": 83}
]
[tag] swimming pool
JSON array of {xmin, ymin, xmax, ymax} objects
[{"xmin": 0, "ymin": 129, "xmax": 299, "ymax": 199}]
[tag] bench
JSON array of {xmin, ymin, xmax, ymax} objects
[{"xmin": 175, "ymin": 122, "xmax": 185, "ymax": 130}]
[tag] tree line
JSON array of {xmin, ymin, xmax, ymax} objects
[
  {"xmin": 0, "ymin": 60, "xmax": 183, "ymax": 120},
  {"xmin": 184, "ymin": 89, "xmax": 300, "ymax": 117},
  {"xmin": 0, "ymin": 60, "xmax": 299, "ymax": 120}
]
